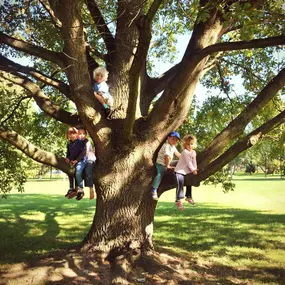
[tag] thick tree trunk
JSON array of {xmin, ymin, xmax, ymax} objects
[{"xmin": 82, "ymin": 153, "xmax": 157, "ymax": 259}]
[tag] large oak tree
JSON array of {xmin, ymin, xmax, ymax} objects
[{"xmin": 1, "ymin": 0, "xmax": 285, "ymax": 279}]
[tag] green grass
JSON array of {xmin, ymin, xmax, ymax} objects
[
  {"xmin": 1, "ymin": 175, "xmax": 285, "ymax": 284},
  {"xmin": 155, "ymin": 174, "xmax": 285, "ymax": 284}
]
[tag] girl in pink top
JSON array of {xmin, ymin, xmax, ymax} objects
[{"xmin": 174, "ymin": 135, "xmax": 198, "ymax": 210}]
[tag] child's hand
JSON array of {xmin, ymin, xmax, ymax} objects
[
  {"xmin": 166, "ymin": 165, "xmax": 174, "ymax": 170},
  {"xmin": 193, "ymin": 170, "xmax": 198, "ymax": 175},
  {"xmin": 71, "ymin": 160, "xmax": 78, "ymax": 165}
]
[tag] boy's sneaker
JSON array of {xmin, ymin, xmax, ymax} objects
[
  {"xmin": 76, "ymin": 189, "xmax": 85, "ymax": 201},
  {"xmin": 175, "ymin": 200, "xmax": 184, "ymax": 210},
  {"xmin": 67, "ymin": 189, "xmax": 78, "ymax": 199},
  {"xmin": 185, "ymin": 197, "xmax": 195, "ymax": 206},
  {"xmin": 151, "ymin": 190, "xmax": 158, "ymax": 200},
  {"xmin": 104, "ymin": 107, "xmax": 111, "ymax": 117}
]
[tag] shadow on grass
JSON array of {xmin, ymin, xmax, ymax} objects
[
  {"xmin": 154, "ymin": 202, "xmax": 285, "ymax": 252},
  {"xmin": 0, "ymin": 194, "xmax": 95, "ymax": 264},
  {"xmin": 1, "ymin": 195, "xmax": 285, "ymax": 284}
]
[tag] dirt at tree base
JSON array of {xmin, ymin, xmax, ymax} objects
[{"xmin": 0, "ymin": 247, "xmax": 269, "ymax": 285}]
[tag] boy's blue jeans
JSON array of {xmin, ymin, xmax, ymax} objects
[{"xmin": 68, "ymin": 160, "xmax": 87, "ymax": 189}]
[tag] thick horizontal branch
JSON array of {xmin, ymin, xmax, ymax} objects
[
  {"xmin": 0, "ymin": 55, "xmax": 71, "ymax": 98},
  {"xmin": 1, "ymin": 72, "xmax": 80, "ymax": 126},
  {"xmin": 200, "ymin": 35, "xmax": 285, "ymax": 58},
  {"xmin": 0, "ymin": 32, "xmax": 65, "ymax": 67},
  {"xmin": 0, "ymin": 127, "xmax": 73, "ymax": 175},
  {"xmin": 85, "ymin": 0, "xmax": 115, "ymax": 53}
]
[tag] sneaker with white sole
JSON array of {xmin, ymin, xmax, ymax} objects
[
  {"xmin": 185, "ymin": 197, "xmax": 195, "ymax": 205},
  {"xmin": 151, "ymin": 189, "xmax": 158, "ymax": 200},
  {"xmin": 175, "ymin": 200, "xmax": 184, "ymax": 210}
]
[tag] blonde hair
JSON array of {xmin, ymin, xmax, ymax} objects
[
  {"xmin": 183, "ymin": 134, "xmax": 197, "ymax": 149},
  {"xmin": 93, "ymin": 67, "xmax": 109, "ymax": 81},
  {"xmin": 66, "ymin": 126, "xmax": 78, "ymax": 139}
]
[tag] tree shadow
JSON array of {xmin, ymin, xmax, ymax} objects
[
  {"xmin": 1, "ymin": 195, "xmax": 285, "ymax": 284},
  {"xmin": 0, "ymin": 194, "xmax": 94, "ymax": 264}
]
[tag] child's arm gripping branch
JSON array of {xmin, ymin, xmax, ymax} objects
[{"xmin": 164, "ymin": 155, "xmax": 173, "ymax": 169}]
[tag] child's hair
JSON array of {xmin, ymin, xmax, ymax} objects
[
  {"xmin": 77, "ymin": 125, "xmax": 87, "ymax": 135},
  {"xmin": 66, "ymin": 126, "xmax": 78, "ymax": 139},
  {"xmin": 183, "ymin": 134, "xmax": 197, "ymax": 149},
  {"xmin": 93, "ymin": 67, "xmax": 109, "ymax": 81}
]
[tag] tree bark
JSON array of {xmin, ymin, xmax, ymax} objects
[{"xmin": 83, "ymin": 152, "xmax": 156, "ymax": 258}]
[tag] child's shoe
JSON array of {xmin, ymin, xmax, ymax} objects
[
  {"xmin": 151, "ymin": 189, "xmax": 158, "ymax": 200},
  {"xmin": 76, "ymin": 188, "xmax": 85, "ymax": 201},
  {"xmin": 65, "ymin": 188, "xmax": 74, "ymax": 197},
  {"xmin": 185, "ymin": 197, "xmax": 195, "ymax": 206},
  {"xmin": 104, "ymin": 106, "xmax": 111, "ymax": 117},
  {"xmin": 175, "ymin": 200, "xmax": 184, "ymax": 210}
]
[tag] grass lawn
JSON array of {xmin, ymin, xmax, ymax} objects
[{"xmin": 0, "ymin": 174, "xmax": 284, "ymax": 284}]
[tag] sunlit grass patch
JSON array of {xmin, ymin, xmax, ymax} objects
[{"xmin": 20, "ymin": 211, "xmax": 45, "ymax": 221}]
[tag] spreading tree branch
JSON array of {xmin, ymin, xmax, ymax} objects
[
  {"xmin": 0, "ymin": 127, "xmax": 73, "ymax": 175},
  {"xmin": 0, "ymin": 95, "xmax": 31, "ymax": 125},
  {"xmin": 1, "ymin": 72, "xmax": 80, "ymax": 126},
  {"xmin": 85, "ymin": 0, "xmax": 115, "ymax": 54},
  {"xmin": 39, "ymin": 0, "xmax": 62, "ymax": 28},
  {"xmin": 199, "ymin": 36, "xmax": 285, "ymax": 58},
  {"xmin": 198, "ymin": 67, "xmax": 285, "ymax": 168},
  {"xmin": 123, "ymin": 0, "xmax": 164, "ymax": 140},
  {"xmin": 0, "ymin": 55, "xmax": 71, "ymax": 98},
  {"xmin": 195, "ymin": 108, "xmax": 285, "ymax": 183},
  {"xmin": 0, "ymin": 32, "xmax": 65, "ymax": 67},
  {"xmin": 221, "ymin": 58, "xmax": 266, "ymax": 83}
]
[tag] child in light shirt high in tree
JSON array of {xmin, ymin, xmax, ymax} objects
[
  {"xmin": 93, "ymin": 67, "xmax": 113, "ymax": 117},
  {"xmin": 151, "ymin": 132, "xmax": 181, "ymax": 200},
  {"xmin": 174, "ymin": 135, "xmax": 198, "ymax": 210}
]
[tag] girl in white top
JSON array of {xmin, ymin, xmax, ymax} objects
[
  {"xmin": 174, "ymin": 135, "xmax": 198, "ymax": 210},
  {"xmin": 151, "ymin": 132, "xmax": 181, "ymax": 200}
]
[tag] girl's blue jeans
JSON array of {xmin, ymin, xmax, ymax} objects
[{"xmin": 175, "ymin": 172, "xmax": 192, "ymax": 201}]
